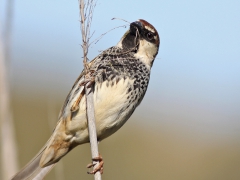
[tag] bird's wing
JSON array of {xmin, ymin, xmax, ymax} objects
[
  {"xmin": 39, "ymin": 68, "xmax": 92, "ymax": 167},
  {"xmin": 58, "ymin": 58, "xmax": 97, "ymax": 119}
]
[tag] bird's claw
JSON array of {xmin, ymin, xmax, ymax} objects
[
  {"xmin": 80, "ymin": 70, "xmax": 96, "ymax": 88},
  {"xmin": 87, "ymin": 155, "xmax": 104, "ymax": 174}
]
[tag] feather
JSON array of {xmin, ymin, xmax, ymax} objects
[{"xmin": 11, "ymin": 144, "xmax": 55, "ymax": 180}]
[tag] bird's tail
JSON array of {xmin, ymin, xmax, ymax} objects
[
  {"xmin": 10, "ymin": 144, "xmax": 55, "ymax": 180},
  {"xmin": 11, "ymin": 120, "xmax": 72, "ymax": 180}
]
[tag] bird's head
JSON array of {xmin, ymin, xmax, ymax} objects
[{"xmin": 117, "ymin": 19, "xmax": 160, "ymax": 68}]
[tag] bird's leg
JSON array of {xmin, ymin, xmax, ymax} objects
[{"xmin": 87, "ymin": 154, "xmax": 104, "ymax": 174}]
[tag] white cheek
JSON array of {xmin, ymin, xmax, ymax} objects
[{"xmin": 134, "ymin": 40, "xmax": 157, "ymax": 68}]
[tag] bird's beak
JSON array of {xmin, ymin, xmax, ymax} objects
[
  {"xmin": 131, "ymin": 21, "xmax": 143, "ymax": 29},
  {"xmin": 130, "ymin": 21, "xmax": 143, "ymax": 34}
]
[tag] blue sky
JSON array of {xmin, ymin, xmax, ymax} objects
[{"xmin": 1, "ymin": 0, "xmax": 240, "ymax": 140}]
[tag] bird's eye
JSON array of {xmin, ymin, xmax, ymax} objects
[{"xmin": 146, "ymin": 32, "xmax": 154, "ymax": 40}]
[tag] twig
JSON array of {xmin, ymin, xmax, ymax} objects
[
  {"xmin": 90, "ymin": 24, "xmax": 127, "ymax": 45},
  {"xmin": 78, "ymin": 1, "xmax": 101, "ymax": 180},
  {"xmin": 79, "ymin": 0, "xmax": 88, "ymax": 70},
  {"xmin": 85, "ymin": 82, "xmax": 101, "ymax": 180},
  {"xmin": 111, "ymin": 17, "xmax": 130, "ymax": 24}
]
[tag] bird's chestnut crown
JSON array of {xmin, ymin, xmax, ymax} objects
[{"xmin": 130, "ymin": 19, "xmax": 159, "ymax": 47}]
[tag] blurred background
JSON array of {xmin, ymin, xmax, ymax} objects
[{"xmin": 1, "ymin": 0, "xmax": 240, "ymax": 179}]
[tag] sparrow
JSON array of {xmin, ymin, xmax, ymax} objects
[{"xmin": 11, "ymin": 19, "xmax": 160, "ymax": 180}]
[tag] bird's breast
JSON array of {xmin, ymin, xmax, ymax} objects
[
  {"xmin": 68, "ymin": 64, "xmax": 150, "ymax": 143},
  {"xmin": 93, "ymin": 77, "xmax": 135, "ymax": 139}
]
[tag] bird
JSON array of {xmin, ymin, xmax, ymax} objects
[{"xmin": 11, "ymin": 19, "xmax": 160, "ymax": 180}]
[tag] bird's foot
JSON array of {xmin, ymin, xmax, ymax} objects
[
  {"xmin": 80, "ymin": 70, "xmax": 96, "ymax": 88},
  {"xmin": 87, "ymin": 155, "xmax": 104, "ymax": 174}
]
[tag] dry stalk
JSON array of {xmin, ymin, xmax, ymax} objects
[{"xmin": 78, "ymin": 1, "xmax": 101, "ymax": 180}]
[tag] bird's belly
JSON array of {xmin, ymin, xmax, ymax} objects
[
  {"xmin": 69, "ymin": 78, "xmax": 136, "ymax": 144},
  {"xmin": 93, "ymin": 78, "xmax": 134, "ymax": 140}
]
